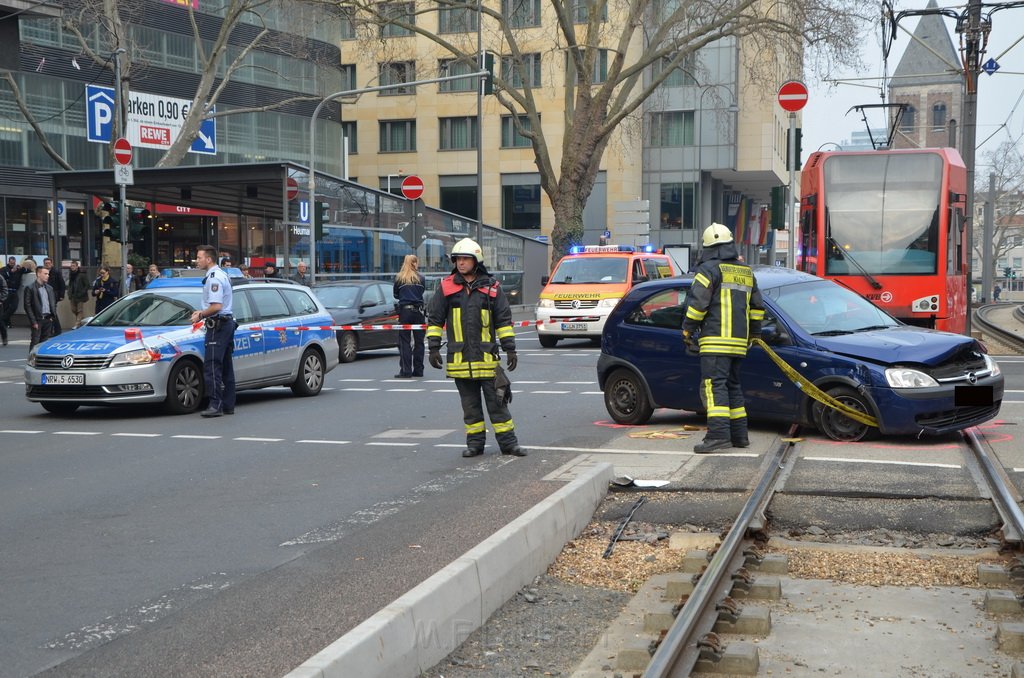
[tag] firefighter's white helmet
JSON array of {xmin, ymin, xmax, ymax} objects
[
  {"xmin": 450, "ymin": 237, "xmax": 484, "ymax": 263},
  {"xmin": 701, "ymin": 222, "xmax": 733, "ymax": 247}
]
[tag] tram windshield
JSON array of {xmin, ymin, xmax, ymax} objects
[{"xmin": 823, "ymin": 153, "xmax": 943, "ymax": 276}]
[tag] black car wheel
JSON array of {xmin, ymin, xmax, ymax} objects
[
  {"xmin": 165, "ymin": 359, "xmax": 204, "ymax": 414},
  {"xmin": 604, "ymin": 368, "xmax": 654, "ymax": 425},
  {"xmin": 41, "ymin": 402, "xmax": 79, "ymax": 415},
  {"xmin": 339, "ymin": 331, "xmax": 358, "ymax": 363},
  {"xmin": 538, "ymin": 335, "xmax": 558, "ymax": 348},
  {"xmin": 812, "ymin": 385, "xmax": 877, "ymax": 442},
  {"xmin": 291, "ymin": 348, "xmax": 325, "ymax": 396}
]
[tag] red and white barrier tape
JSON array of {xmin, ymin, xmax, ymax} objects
[{"xmin": 238, "ymin": 318, "xmax": 597, "ymax": 332}]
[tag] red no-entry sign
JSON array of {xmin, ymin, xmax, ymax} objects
[
  {"xmin": 401, "ymin": 175, "xmax": 424, "ymax": 200},
  {"xmin": 113, "ymin": 137, "xmax": 133, "ymax": 165},
  {"xmin": 777, "ymin": 81, "xmax": 809, "ymax": 113},
  {"xmin": 286, "ymin": 177, "xmax": 299, "ymax": 201}
]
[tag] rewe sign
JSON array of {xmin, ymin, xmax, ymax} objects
[{"xmin": 86, "ymin": 85, "xmax": 217, "ymax": 155}]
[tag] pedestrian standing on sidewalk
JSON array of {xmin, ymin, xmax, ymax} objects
[
  {"xmin": 67, "ymin": 261, "xmax": 89, "ymax": 327},
  {"xmin": 92, "ymin": 264, "xmax": 120, "ymax": 314},
  {"xmin": 393, "ymin": 254, "xmax": 425, "ymax": 378},
  {"xmin": 425, "ymin": 238, "xmax": 525, "ymax": 458},
  {"xmin": 0, "ymin": 273, "xmax": 8, "ymax": 345},
  {"xmin": 42, "ymin": 258, "xmax": 64, "ymax": 336},
  {"xmin": 1, "ymin": 256, "xmax": 26, "ymax": 329},
  {"xmin": 24, "ymin": 265, "xmax": 58, "ymax": 349}
]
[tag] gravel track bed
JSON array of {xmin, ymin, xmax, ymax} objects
[{"xmin": 425, "ymin": 519, "xmax": 1015, "ymax": 677}]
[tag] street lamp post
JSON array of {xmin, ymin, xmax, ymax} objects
[{"xmin": 696, "ymin": 84, "xmax": 738, "ymax": 243}]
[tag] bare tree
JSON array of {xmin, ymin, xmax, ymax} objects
[
  {"xmin": 3, "ymin": 0, "xmax": 341, "ymax": 169},
  {"xmin": 975, "ymin": 140, "xmax": 1024, "ymax": 272},
  {"xmin": 334, "ymin": 0, "xmax": 867, "ymax": 261}
]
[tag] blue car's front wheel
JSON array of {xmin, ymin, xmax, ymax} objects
[
  {"xmin": 812, "ymin": 385, "xmax": 877, "ymax": 442},
  {"xmin": 604, "ymin": 368, "xmax": 654, "ymax": 425}
]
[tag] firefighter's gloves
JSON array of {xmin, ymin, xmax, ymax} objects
[
  {"xmin": 506, "ymin": 350, "xmax": 518, "ymax": 371},
  {"xmin": 429, "ymin": 348, "xmax": 443, "ymax": 369},
  {"xmin": 683, "ymin": 329, "xmax": 699, "ymax": 356}
]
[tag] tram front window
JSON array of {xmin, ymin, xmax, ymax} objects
[{"xmin": 823, "ymin": 153, "xmax": 943, "ymax": 275}]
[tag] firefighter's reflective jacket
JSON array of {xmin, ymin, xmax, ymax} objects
[
  {"xmin": 681, "ymin": 243, "xmax": 765, "ymax": 357},
  {"xmin": 426, "ymin": 272, "xmax": 516, "ymax": 379}
]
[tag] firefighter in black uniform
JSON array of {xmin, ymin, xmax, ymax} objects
[
  {"xmin": 426, "ymin": 238, "xmax": 526, "ymax": 458},
  {"xmin": 682, "ymin": 223, "xmax": 765, "ymax": 453}
]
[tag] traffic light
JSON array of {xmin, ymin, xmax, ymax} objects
[
  {"xmin": 787, "ymin": 127, "xmax": 803, "ymax": 171},
  {"xmin": 480, "ymin": 51, "xmax": 494, "ymax": 95},
  {"xmin": 313, "ymin": 200, "xmax": 329, "ymax": 240},
  {"xmin": 1005, "ymin": 266, "xmax": 1013, "ymax": 278},
  {"xmin": 100, "ymin": 201, "xmax": 122, "ymax": 242},
  {"xmin": 770, "ymin": 186, "xmax": 786, "ymax": 230},
  {"xmin": 128, "ymin": 207, "xmax": 151, "ymax": 240}
]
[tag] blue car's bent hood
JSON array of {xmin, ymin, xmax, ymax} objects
[
  {"xmin": 812, "ymin": 326, "xmax": 974, "ymax": 366},
  {"xmin": 36, "ymin": 325, "xmax": 196, "ymax": 357}
]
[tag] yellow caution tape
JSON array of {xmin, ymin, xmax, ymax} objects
[{"xmin": 749, "ymin": 338, "xmax": 879, "ymax": 429}]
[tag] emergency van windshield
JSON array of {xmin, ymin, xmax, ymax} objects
[{"xmin": 550, "ymin": 258, "xmax": 628, "ymax": 284}]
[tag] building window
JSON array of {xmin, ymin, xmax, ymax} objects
[
  {"xmin": 501, "ymin": 114, "xmax": 535, "ymax": 148},
  {"xmin": 340, "ymin": 9, "xmax": 357, "ymax": 39},
  {"xmin": 566, "ymin": 48, "xmax": 608, "ymax": 85},
  {"xmin": 439, "ymin": 116, "xmax": 478, "ymax": 150},
  {"xmin": 932, "ymin": 103, "xmax": 947, "ymax": 129},
  {"xmin": 379, "ymin": 61, "xmax": 415, "ymax": 95},
  {"xmin": 380, "ymin": 2, "xmax": 415, "ymax": 37},
  {"xmin": 501, "ymin": 53, "xmax": 542, "ymax": 89},
  {"xmin": 380, "ymin": 119, "xmax": 417, "ymax": 152},
  {"xmin": 653, "ymin": 53, "xmax": 697, "ymax": 87},
  {"xmin": 503, "ymin": 0, "xmax": 541, "ymax": 27},
  {"xmin": 649, "ymin": 111, "xmax": 694, "ymax": 146},
  {"xmin": 652, "ymin": 0, "xmax": 684, "ymax": 22},
  {"xmin": 439, "ymin": 2, "xmax": 478, "ymax": 32},
  {"xmin": 440, "ymin": 176, "xmax": 479, "ymax": 220},
  {"xmin": 901, "ymin": 105, "xmax": 916, "ymax": 132},
  {"xmin": 340, "ymin": 64, "xmax": 356, "ymax": 90},
  {"xmin": 501, "ymin": 179, "xmax": 542, "ymax": 229},
  {"xmin": 659, "ymin": 182, "xmax": 697, "ymax": 230},
  {"xmin": 572, "ymin": 0, "xmax": 607, "ymax": 22},
  {"xmin": 439, "ymin": 58, "xmax": 477, "ymax": 92},
  {"xmin": 342, "ymin": 121, "xmax": 358, "ymax": 154}
]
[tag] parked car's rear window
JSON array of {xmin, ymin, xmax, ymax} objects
[{"xmin": 90, "ymin": 291, "xmax": 201, "ymax": 326}]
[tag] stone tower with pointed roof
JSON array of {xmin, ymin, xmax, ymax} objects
[{"xmin": 888, "ymin": 1, "xmax": 962, "ymax": 149}]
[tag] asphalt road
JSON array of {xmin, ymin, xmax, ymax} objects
[
  {"xmin": 0, "ymin": 324, "xmax": 609, "ymax": 678},
  {"xmin": 3, "ymin": 321, "xmax": 1024, "ymax": 678}
]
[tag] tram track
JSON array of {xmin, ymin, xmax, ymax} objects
[
  {"xmin": 975, "ymin": 302, "xmax": 1024, "ymax": 354},
  {"xmin": 636, "ymin": 424, "xmax": 1024, "ymax": 677}
]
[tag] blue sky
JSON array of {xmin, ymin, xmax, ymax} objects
[{"xmin": 801, "ymin": 0, "xmax": 1024, "ymax": 160}]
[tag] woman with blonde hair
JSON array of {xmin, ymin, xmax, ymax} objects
[{"xmin": 393, "ymin": 254, "xmax": 426, "ymax": 378}]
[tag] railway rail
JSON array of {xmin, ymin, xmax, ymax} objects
[
  {"xmin": 975, "ymin": 302, "xmax": 1024, "ymax": 354},
  {"xmin": 639, "ymin": 424, "xmax": 1024, "ymax": 677}
]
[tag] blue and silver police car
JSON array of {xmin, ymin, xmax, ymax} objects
[
  {"xmin": 598, "ymin": 267, "xmax": 1003, "ymax": 441},
  {"xmin": 25, "ymin": 280, "xmax": 339, "ymax": 415}
]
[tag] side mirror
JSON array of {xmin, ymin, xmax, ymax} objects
[
  {"xmin": 541, "ymin": 275, "xmax": 550, "ymax": 286},
  {"xmin": 761, "ymin": 322, "xmax": 785, "ymax": 344}
]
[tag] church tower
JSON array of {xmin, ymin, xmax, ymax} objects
[{"xmin": 888, "ymin": 0, "xmax": 962, "ymax": 149}]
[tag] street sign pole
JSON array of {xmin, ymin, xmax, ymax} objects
[
  {"xmin": 113, "ymin": 49, "xmax": 129, "ymax": 292},
  {"xmin": 787, "ymin": 112, "xmax": 796, "ymax": 268}
]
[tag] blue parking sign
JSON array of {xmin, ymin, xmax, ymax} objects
[{"xmin": 86, "ymin": 85, "xmax": 115, "ymax": 143}]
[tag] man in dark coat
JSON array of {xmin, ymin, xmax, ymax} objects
[
  {"xmin": 1, "ymin": 256, "xmax": 26, "ymax": 329},
  {"xmin": 42, "ymin": 258, "xmax": 65, "ymax": 336},
  {"xmin": 24, "ymin": 266, "xmax": 58, "ymax": 348}
]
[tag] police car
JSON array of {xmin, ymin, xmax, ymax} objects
[
  {"xmin": 25, "ymin": 280, "xmax": 339, "ymax": 415},
  {"xmin": 536, "ymin": 245, "xmax": 676, "ymax": 347}
]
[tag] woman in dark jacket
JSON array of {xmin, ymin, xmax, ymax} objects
[
  {"xmin": 392, "ymin": 254, "xmax": 426, "ymax": 378},
  {"xmin": 91, "ymin": 264, "xmax": 121, "ymax": 313}
]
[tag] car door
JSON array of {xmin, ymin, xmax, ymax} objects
[
  {"xmin": 247, "ymin": 287, "xmax": 296, "ymax": 379},
  {"xmin": 230, "ymin": 290, "xmax": 267, "ymax": 385},
  {"xmin": 356, "ymin": 284, "xmax": 396, "ymax": 349},
  {"xmin": 740, "ymin": 307, "xmax": 803, "ymax": 419}
]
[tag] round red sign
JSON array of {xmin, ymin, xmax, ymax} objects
[
  {"xmin": 286, "ymin": 177, "xmax": 299, "ymax": 201},
  {"xmin": 113, "ymin": 137, "xmax": 133, "ymax": 165},
  {"xmin": 401, "ymin": 175, "xmax": 424, "ymax": 200},
  {"xmin": 777, "ymin": 81, "xmax": 808, "ymax": 112}
]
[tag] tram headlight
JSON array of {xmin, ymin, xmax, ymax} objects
[{"xmin": 884, "ymin": 367, "xmax": 938, "ymax": 388}]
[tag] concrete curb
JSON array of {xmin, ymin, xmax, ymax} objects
[{"xmin": 285, "ymin": 462, "xmax": 614, "ymax": 678}]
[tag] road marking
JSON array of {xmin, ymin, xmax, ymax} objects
[
  {"xmin": 0, "ymin": 429, "xmax": 42, "ymax": 434},
  {"xmin": 518, "ymin": 444, "xmax": 760, "ymax": 458},
  {"xmin": 53, "ymin": 431, "xmax": 103, "ymax": 436},
  {"xmin": 339, "ymin": 378, "xmax": 375, "ymax": 382},
  {"xmin": 385, "ymin": 388, "xmax": 425, "ymax": 392},
  {"xmin": 297, "ymin": 439, "xmax": 351, "ymax": 445},
  {"xmin": 557, "ymin": 381, "xmax": 596, "ymax": 384},
  {"xmin": 342, "ymin": 387, "xmax": 379, "ymax": 392},
  {"xmin": 581, "ymin": 391, "xmax": 604, "ymax": 395},
  {"xmin": 235, "ymin": 437, "xmax": 285, "ymax": 442},
  {"xmin": 367, "ymin": 441, "xmax": 417, "ymax": 446},
  {"xmin": 515, "ymin": 380, "xmax": 549, "ymax": 384},
  {"xmin": 173, "ymin": 434, "xmax": 222, "ymax": 440},
  {"xmin": 803, "ymin": 456, "xmax": 961, "ymax": 469},
  {"xmin": 111, "ymin": 432, "xmax": 162, "ymax": 437},
  {"xmin": 532, "ymin": 390, "xmax": 571, "ymax": 394},
  {"xmin": 433, "ymin": 388, "xmax": 458, "ymax": 392}
]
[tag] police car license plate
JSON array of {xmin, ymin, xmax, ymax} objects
[
  {"xmin": 42, "ymin": 373, "xmax": 84, "ymax": 385},
  {"xmin": 561, "ymin": 323, "xmax": 588, "ymax": 331}
]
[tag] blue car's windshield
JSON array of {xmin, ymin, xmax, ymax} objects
[
  {"xmin": 768, "ymin": 280, "xmax": 899, "ymax": 336},
  {"xmin": 89, "ymin": 291, "xmax": 201, "ymax": 327}
]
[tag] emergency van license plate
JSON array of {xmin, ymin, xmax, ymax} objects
[
  {"xmin": 42, "ymin": 373, "xmax": 84, "ymax": 385},
  {"xmin": 561, "ymin": 323, "xmax": 588, "ymax": 331}
]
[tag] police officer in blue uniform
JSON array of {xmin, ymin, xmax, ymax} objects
[{"xmin": 190, "ymin": 244, "xmax": 236, "ymax": 417}]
